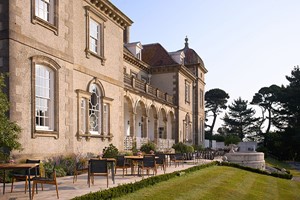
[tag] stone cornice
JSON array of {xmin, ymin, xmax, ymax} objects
[
  {"xmin": 179, "ymin": 65, "xmax": 197, "ymax": 81},
  {"xmin": 185, "ymin": 63, "xmax": 208, "ymax": 74},
  {"xmin": 150, "ymin": 64, "xmax": 196, "ymax": 81},
  {"xmin": 87, "ymin": 0, "xmax": 133, "ymax": 29},
  {"xmin": 124, "ymin": 50, "xmax": 150, "ymax": 72}
]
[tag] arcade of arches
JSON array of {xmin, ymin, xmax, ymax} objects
[{"xmin": 124, "ymin": 95, "xmax": 176, "ymax": 151}]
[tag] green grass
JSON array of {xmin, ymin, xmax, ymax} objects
[
  {"xmin": 266, "ymin": 157, "xmax": 300, "ymax": 177},
  {"xmin": 114, "ymin": 166, "xmax": 300, "ymax": 200}
]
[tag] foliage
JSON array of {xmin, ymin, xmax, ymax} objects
[
  {"xmin": 0, "ymin": 73, "xmax": 22, "ymax": 157},
  {"xmin": 72, "ymin": 160, "xmax": 294, "ymax": 200},
  {"xmin": 251, "ymin": 84, "xmax": 283, "ymax": 133},
  {"xmin": 59, "ymin": 154, "xmax": 77, "ymax": 175},
  {"xmin": 218, "ymin": 161, "xmax": 293, "ymax": 179},
  {"xmin": 222, "ymin": 97, "xmax": 260, "ymax": 141},
  {"xmin": 211, "ymin": 134, "xmax": 225, "ymax": 142},
  {"xmin": 224, "ymin": 135, "xmax": 241, "ymax": 145},
  {"xmin": 172, "ymin": 142, "xmax": 194, "ymax": 153},
  {"xmin": 72, "ymin": 162, "xmax": 218, "ymax": 200},
  {"xmin": 42, "ymin": 158, "xmax": 67, "ymax": 177},
  {"xmin": 102, "ymin": 144, "xmax": 119, "ymax": 159},
  {"xmin": 192, "ymin": 144, "xmax": 204, "ymax": 151},
  {"xmin": 140, "ymin": 141, "xmax": 156, "ymax": 154},
  {"xmin": 205, "ymin": 88, "xmax": 230, "ymax": 137}
]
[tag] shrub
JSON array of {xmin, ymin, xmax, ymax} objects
[
  {"xmin": 193, "ymin": 144, "xmax": 204, "ymax": 152},
  {"xmin": 72, "ymin": 162, "xmax": 218, "ymax": 200},
  {"xmin": 102, "ymin": 144, "xmax": 119, "ymax": 159},
  {"xmin": 0, "ymin": 73, "xmax": 22, "ymax": 160},
  {"xmin": 172, "ymin": 142, "xmax": 190, "ymax": 153},
  {"xmin": 140, "ymin": 142, "xmax": 156, "ymax": 154},
  {"xmin": 60, "ymin": 154, "xmax": 77, "ymax": 175}
]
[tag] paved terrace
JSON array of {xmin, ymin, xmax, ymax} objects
[{"xmin": 1, "ymin": 159, "xmax": 217, "ymax": 200}]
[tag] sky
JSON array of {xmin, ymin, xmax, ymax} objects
[{"xmin": 110, "ymin": 0, "xmax": 300, "ymax": 129}]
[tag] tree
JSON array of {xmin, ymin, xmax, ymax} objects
[
  {"xmin": 251, "ymin": 85, "xmax": 284, "ymax": 145},
  {"xmin": 0, "ymin": 73, "xmax": 22, "ymax": 161},
  {"xmin": 222, "ymin": 97, "xmax": 260, "ymax": 141},
  {"xmin": 205, "ymin": 88, "xmax": 229, "ymax": 139},
  {"xmin": 276, "ymin": 66, "xmax": 300, "ymax": 160},
  {"xmin": 279, "ymin": 66, "xmax": 300, "ymax": 129}
]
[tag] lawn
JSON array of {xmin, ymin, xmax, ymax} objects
[
  {"xmin": 265, "ymin": 157, "xmax": 300, "ymax": 177},
  {"xmin": 115, "ymin": 166, "xmax": 300, "ymax": 200}
]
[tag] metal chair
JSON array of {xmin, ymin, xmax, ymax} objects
[
  {"xmin": 31, "ymin": 163, "xmax": 59, "ymax": 199},
  {"xmin": 88, "ymin": 159, "xmax": 109, "ymax": 188},
  {"xmin": 172, "ymin": 153, "xmax": 185, "ymax": 167},
  {"xmin": 73, "ymin": 159, "xmax": 89, "ymax": 183},
  {"xmin": 10, "ymin": 159, "xmax": 40, "ymax": 194},
  {"xmin": 138, "ymin": 155, "xmax": 157, "ymax": 177},
  {"xmin": 155, "ymin": 154, "xmax": 166, "ymax": 173},
  {"xmin": 115, "ymin": 155, "xmax": 131, "ymax": 177}
]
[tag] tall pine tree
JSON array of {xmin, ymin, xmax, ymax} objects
[{"xmin": 222, "ymin": 97, "xmax": 260, "ymax": 141}]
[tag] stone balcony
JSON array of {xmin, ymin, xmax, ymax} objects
[{"xmin": 124, "ymin": 73, "xmax": 174, "ymax": 105}]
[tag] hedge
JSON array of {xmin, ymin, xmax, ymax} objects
[
  {"xmin": 72, "ymin": 161, "xmax": 293, "ymax": 200},
  {"xmin": 72, "ymin": 162, "xmax": 218, "ymax": 200},
  {"xmin": 217, "ymin": 161, "xmax": 293, "ymax": 180}
]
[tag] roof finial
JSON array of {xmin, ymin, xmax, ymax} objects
[{"xmin": 185, "ymin": 36, "xmax": 189, "ymax": 48}]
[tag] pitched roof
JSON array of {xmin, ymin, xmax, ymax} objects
[{"xmin": 142, "ymin": 43, "xmax": 178, "ymax": 66}]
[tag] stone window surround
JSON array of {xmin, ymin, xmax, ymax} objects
[
  {"xmin": 76, "ymin": 80, "xmax": 113, "ymax": 141},
  {"xmin": 31, "ymin": 55, "xmax": 60, "ymax": 139},
  {"xmin": 85, "ymin": 6, "xmax": 107, "ymax": 65},
  {"xmin": 185, "ymin": 79, "xmax": 191, "ymax": 104},
  {"xmin": 31, "ymin": 0, "xmax": 59, "ymax": 35}
]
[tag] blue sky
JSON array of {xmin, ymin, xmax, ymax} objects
[{"xmin": 111, "ymin": 0, "xmax": 300, "ymax": 128}]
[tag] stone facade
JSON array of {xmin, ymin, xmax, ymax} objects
[{"xmin": 0, "ymin": 0, "xmax": 207, "ymax": 159}]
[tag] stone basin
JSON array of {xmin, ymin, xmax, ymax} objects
[{"xmin": 225, "ymin": 152, "xmax": 265, "ymax": 170}]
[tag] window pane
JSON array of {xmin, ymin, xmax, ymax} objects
[
  {"xmin": 89, "ymin": 84, "xmax": 101, "ymax": 134},
  {"xmin": 35, "ymin": 64, "xmax": 54, "ymax": 130},
  {"xmin": 89, "ymin": 19, "xmax": 100, "ymax": 54}
]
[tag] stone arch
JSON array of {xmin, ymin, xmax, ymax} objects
[
  {"xmin": 124, "ymin": 94, "xmax": 134, "ymax": 137},
  {"xmin": 158, "ymin": 107, "xmax": 167, "ymax": 139},
  {"xmin": 134, "ymin": 99, "xmax": 147, "ymax": 138},
  {"xmin": 87, "ymin": 77, "xmax": 105, "ymax": 97},
  {"xmin": 147, "ymin": 103, "xmax": 158, "ymax": 141}
]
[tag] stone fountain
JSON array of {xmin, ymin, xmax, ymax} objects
[{"xmin": 224, "ymin": 144, "xmax": 265, "ymax": 170}]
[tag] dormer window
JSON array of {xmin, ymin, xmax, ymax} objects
[
  {"xmin": 169, "ymin": 51, "xmax": 185, "ymax": 65},
  {"xmin": 136, "ymin": 50, "xmax": 142, "ymax": 60},
  {"xmin": 125, "ymin": 42, "xmax": 143, "ymax": 60}
]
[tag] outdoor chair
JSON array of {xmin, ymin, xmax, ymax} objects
[
  {"xmin": 155, "ymin": 154, "xmax": 166, "ymax": 173},
  {"xmin": 73, "ymin": 159, "xmax": 89, "ymax": 183},
  {"xmin": 115, "ymin": 155, "xmax": 131, "ymax": 177},
  {"xmin": 31, "ymin": 163, "xmax": 59, "ymax": 199},
  {"xmin": 88, "ymin": 159, "xmax": 109, "ymax": 188},
  {"xmin": 172, "ymin": 153, "xmax": 185, "ymax": 167},
  {"xmin": 138, "ymin": 155, "xmax": 157, "ymax": 177},
  {"xmin": 10, "ymin": 159, "xmax": 40, "ymax": 194}
]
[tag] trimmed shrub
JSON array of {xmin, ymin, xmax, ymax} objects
[
  {"xmin": 72, "ymin": 162, "xmax": 218, "ymax": 200},
  {"xmin": 102, "ymin": 144, "xmax": 119, "ymax": 159},
  {"xmin": 140, "ymin": 141, "xmax": 156, "ymax": 154}
]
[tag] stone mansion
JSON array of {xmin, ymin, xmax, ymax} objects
[{"xmin": 0, "ymin": 0, "xmax": 207, "ymax": 158}]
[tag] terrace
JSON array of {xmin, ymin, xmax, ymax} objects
[{"xmin": 1, "ymin": 158, "xmax": 215, "ymax": 200}]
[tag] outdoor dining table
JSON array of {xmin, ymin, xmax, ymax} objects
[
  {"xmin": 0, "ymin": 163, "xmax": 39, "ymax": 200},
  {"xmin": 124, "ymin": 155, "xmax": 159, "ymax": 175},
  {"xmin": 162, "ymin": 153, "xmax": 175, "ymax": 166},
  {"xmin": 90, "ymin": 158, "xmax": 116, "ymax": 184}
]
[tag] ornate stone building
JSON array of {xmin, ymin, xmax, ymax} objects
[{"xmin": 0, "ymin": 0, "xmax": 207, "ymax": 158}]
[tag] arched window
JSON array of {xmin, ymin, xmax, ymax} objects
[
  {"xmin": 89, "ymin": 84, "xmax": 102, "ymax": 134},
  {"xmin": 76, "ymin": 80, "xmax": 113, "ymax": 140},
  {"xmin": 35, "ymin": 64, "xmax": 55, "ymax": 130},
  {"xmin": 31, "ymin": 55, "xmax": 60, "ymax": 139}
]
